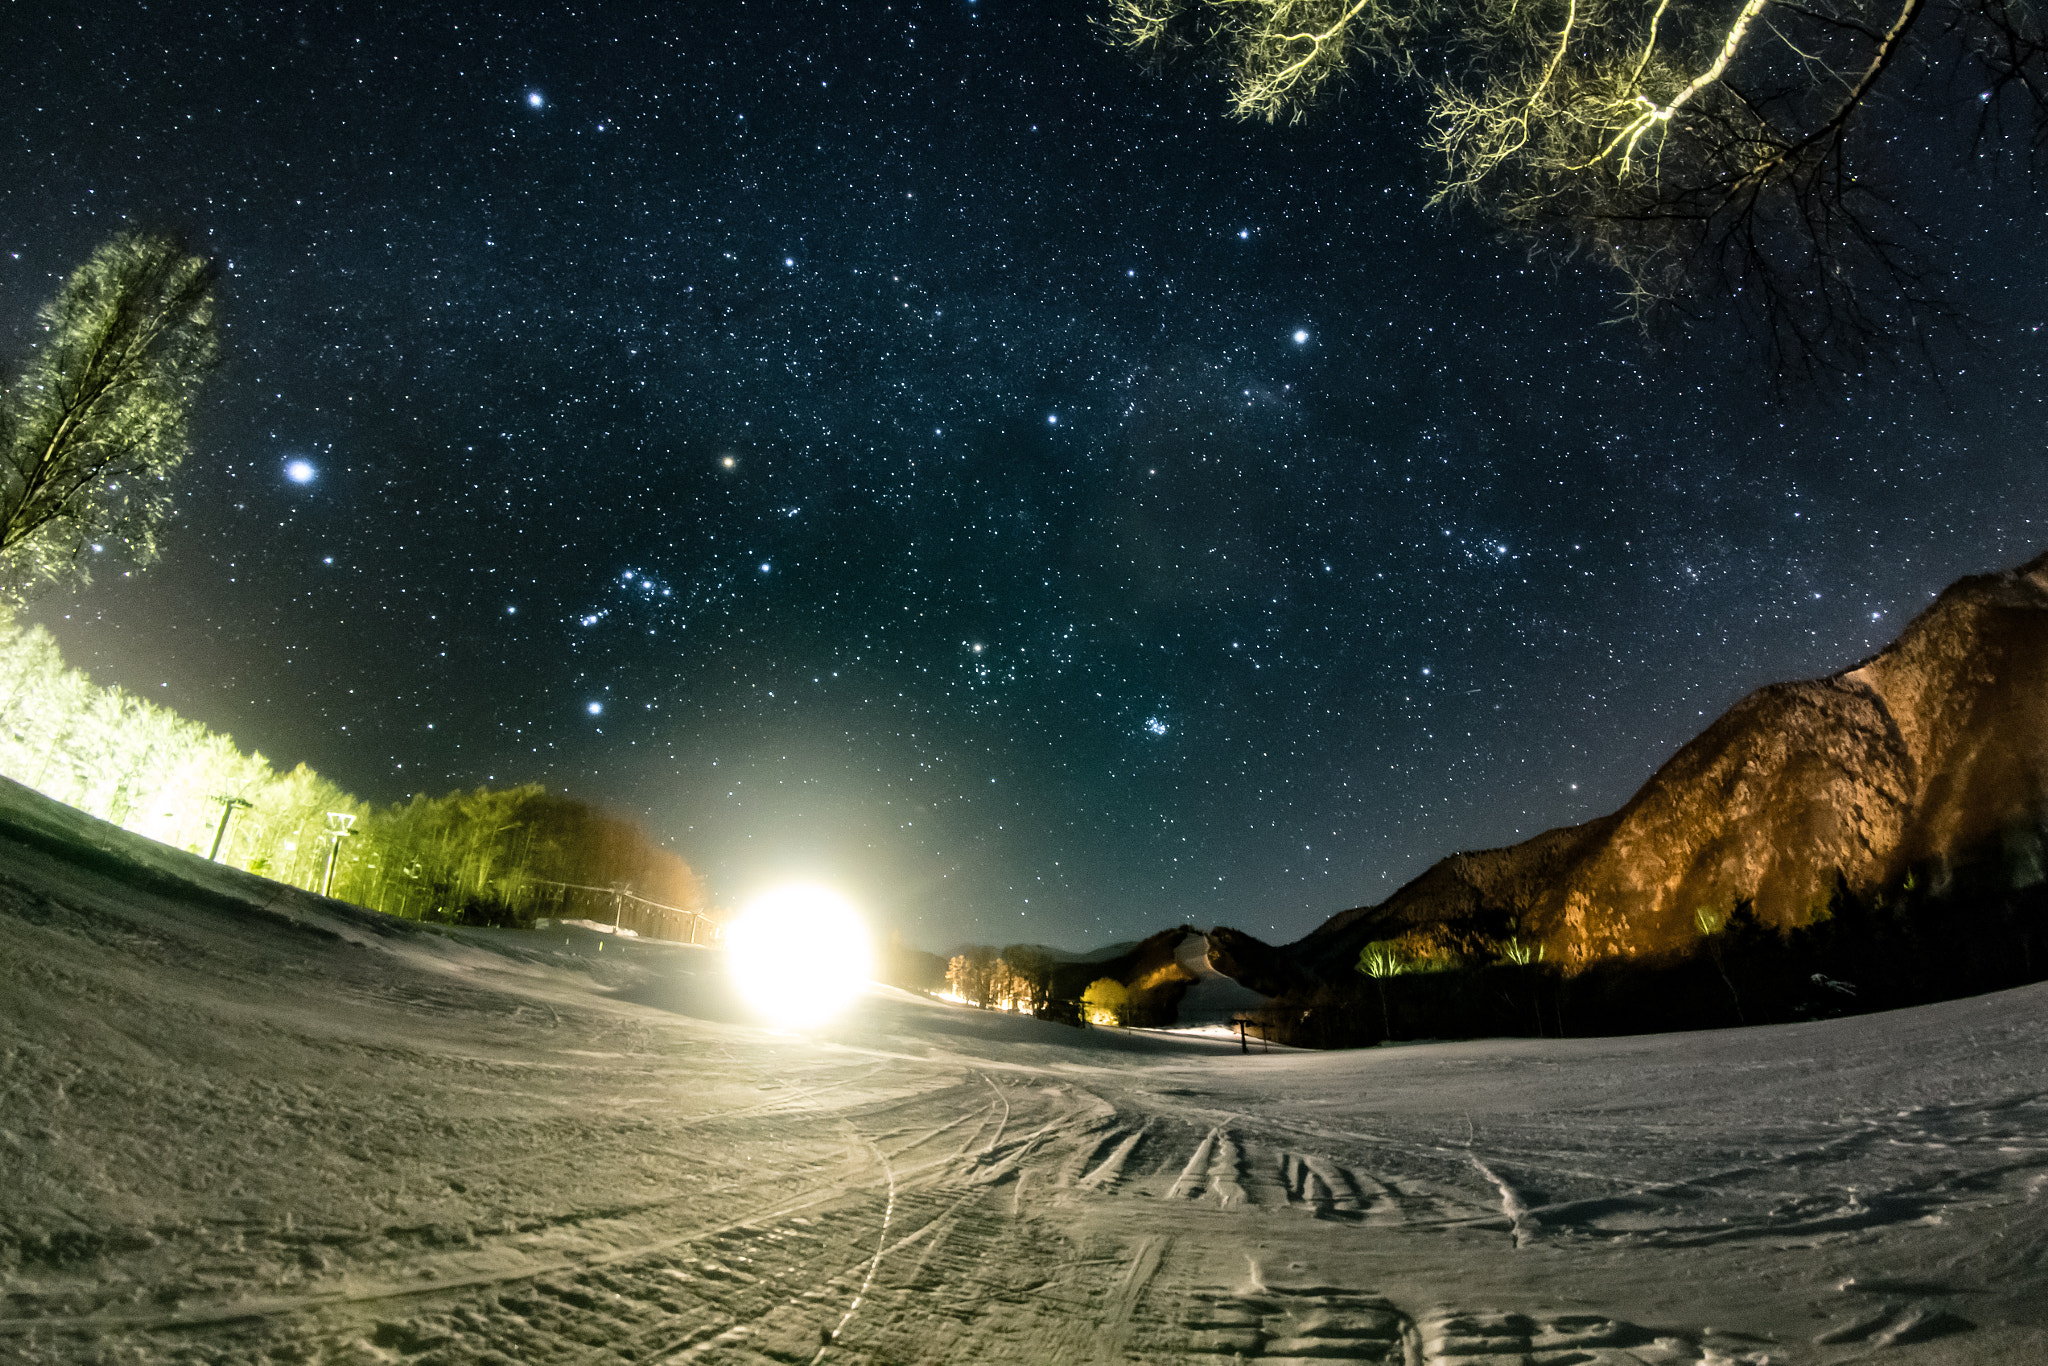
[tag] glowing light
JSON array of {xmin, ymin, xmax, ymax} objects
[
  {"xmin": 1145, "ymin": 716, "xmax": 1169, "ymax": 736},
  {"xmin": 726, "ymin": 885, "xmax": 872, "ymax": 1026},
  {"xmin": 285, "ymin": 459, "xmax": 316, "ymax": 484},
  {"xmin": 587, "ymin": 701, "xmax": 603, "ymax": 715},
  {"xmin": 527, "ymin": 91, "xmax": 544, "ymax": 108},
  {"xmin": 721, "ymin": 455, "xmax": 736, "ymax": 469},
  {"xmin": 1293, "ymin": 329, "xmax": 1309, "ymax": 344}
]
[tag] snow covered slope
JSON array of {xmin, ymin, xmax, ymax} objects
[
  {"xmin": 1171, "ymin": 931, "xmax": 1271, "ymax": 1026},
  {"xmin": 3, "ymin": 782, "xmax": 2046, "ymax": 1363}
]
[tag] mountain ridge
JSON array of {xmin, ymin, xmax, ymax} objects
[{"xmin": 1213, "ymin": 547, "xmax": 2048, "ymax": 991}]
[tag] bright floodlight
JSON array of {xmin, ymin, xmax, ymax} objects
[{"xmin": 726, "ymin": 885, "xmax": 872, "ymax": 1027}]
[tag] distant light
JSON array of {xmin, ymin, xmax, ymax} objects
[
  {"xmin": 784, "ymin": 257, "xmax": 795, "ymax": 267},
  {"xmin": 587, "ymin": 701, "xmax": 603, "ymax": 715},
  {"xmin": 726, "ymin": 885, "xmax": 872, "ymax": 1027},
  {"xmin": 1239, "ymin": 229, "xmax": 1250, "ymax": 239},
  {"xmin": 527, "ymin": 91, "xmax": 544, "ymax": 108},
  {"xmin": 506, "ymin": 605, "xmax": 516, "ymax": 614},
  {"xmin": 285, "ymin": 459, "xmax": 315, "ymax": 484},
  {"xmin": 1047, "ymin": 414, "xmax": 1058, "ymax": 425},
  {"xmin": 721, "ymin": 455, "xmax": 736, "ymax": 469},
  {"xmin": 760, "ymin": 561, "xmax": 771, "ymax": 573},
  {"xmin": 1145, "ymin": 717, "xmax": 1169, "ymax": 736},
  {"xmin": 1293, "ymin": 329, "xmax": 1310, "ymax": 344}
]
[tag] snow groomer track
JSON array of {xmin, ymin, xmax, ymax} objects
[{"xmin": 3, "ymin": 801, "xmax": 2046, "ymax": 1363}]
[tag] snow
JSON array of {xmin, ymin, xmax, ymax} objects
[
  {"xmin": 1172, "ymin": 930, "xmax": 1272, "ymax": 1025},
  {"xmin": 3, "ymin": 781, "xmax": 2047, "ymax": 1362},
  {"xmin": 548, "ymin": 918, "xmax": 640, "ymax": 938}
]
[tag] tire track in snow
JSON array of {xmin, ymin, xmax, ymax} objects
[
  {"xmin": 0, "ymin": 1143, "xmax": 899, "ymax": 1339},
  {"xmin": 1076, "ymin": 1122, "xmax": 1153, "ymax": 1192},
  {"xmin": 811, "ymin": 1135, "xmax": 896, "ymax": 1362}
]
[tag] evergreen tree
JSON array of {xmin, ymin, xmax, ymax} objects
[{"xmin": 0, "ymin": 233, "xmax": 218, "ymax": 605}]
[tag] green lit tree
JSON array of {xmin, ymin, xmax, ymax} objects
[
  {"xmin": 0, "ymin": 233, "xmax": 219, "ymax": 606},
  {"xmin": 1081, "ymin": 976, "xmax": 1131, "ymax": 1025},
  {"xmin": 1356, "ymin": 939, "xmax": 1407, "ymax": 1039}
]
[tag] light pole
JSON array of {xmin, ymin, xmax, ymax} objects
[
  {"xmin": 321, "ymin": 812, "xmax": 357, "ymax": 899},
  {"xmin": 207, "ymin": 795, "xmax": 253, "ymax": 861}
]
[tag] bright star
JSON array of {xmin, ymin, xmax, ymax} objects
[
  {"xmin": 284, "ymin": 459, "xmax": 315, "ymax": 484},
  {"xmin": 1047, "ymin": 414, "xmax": 1058, "ymax": 425},
  {"xmin": 760, "ymin": 562, "xmax": 771, "ymax": 573},
  {"xmin": 1293, "ymin": 329, "xmax": 1309, "ymax": 344},
  {"xmin": 587, "ymin": 701, "xmax": 603, "ymax": 715},
  {"xmin": 527, "ymin": 92, "xmax": 544, "ymax": 108}
]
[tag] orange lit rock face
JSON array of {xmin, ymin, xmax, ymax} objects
[{"xmin": 1297, "ymin": 550, "xmax": 2048, "ymax": 974}]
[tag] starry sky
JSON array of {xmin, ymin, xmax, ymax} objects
[{"xmin": 4, "ymin": 0, "xmax": 2044, "ymax": 952}]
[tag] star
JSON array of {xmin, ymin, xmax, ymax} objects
[{"xmin": 284, "ymin": 459, "xmax": 315, "ymax": 484}]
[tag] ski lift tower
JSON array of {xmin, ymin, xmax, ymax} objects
[
  {"xmin": 207, "ymin": 795, "xmax": 253, "ymax": 861},
  {"xmin": 320, "ymin": 812, "xmax": 357, "ymax": 898}
]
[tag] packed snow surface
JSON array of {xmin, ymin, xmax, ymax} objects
[
  {"xmin": 3, "ymin": 802, "xmax": 2046, "ymax": 1363},
  {"xmin": 1172, "ymin": 931, "xmax": 1272, "ymax": 1026}
]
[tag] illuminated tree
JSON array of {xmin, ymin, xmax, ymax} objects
[
  {"xmin": 0, "ymin": 233, "xmax": 218, "ymax": 606},
  {"xmin": 1081, "ymin": 977, "xmax": 1131, "ymax": 1025},
  {"xmin": 1001, "ymin": 944, "xmax": 1058, "ymax": 1015},
  {"xmin": 1356, "ymin": 939, "xmax": 1407, "ymax": 1037},
  {"xmin": 948, "ymin": 946, "xmax": 1005, "ymax": 1007},
  {"xmin": 0, "ymin": 621, "xmax": 709, "ymax": 931},
  {"xmin": 1105, "ymin": 0, "xmax": 2048, "ymax": 376}
]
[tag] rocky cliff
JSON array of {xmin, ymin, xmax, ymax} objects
[{"xmin": 1251, "ymin": 547, "xmax": 2048, "ymax": 982}]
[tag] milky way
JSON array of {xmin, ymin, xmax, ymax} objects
[{"xmin": 4, "ymin": 0, "xmax": 2042, "ymax": 948}]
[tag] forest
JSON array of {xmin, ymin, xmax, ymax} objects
[{"xmin": 0, "ymin": 619, "xmax": 715, "ymax": 938}]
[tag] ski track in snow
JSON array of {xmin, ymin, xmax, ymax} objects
[{"xmin": 3, "ymin": 823, "xmax": 2048, "ymax": 1361}]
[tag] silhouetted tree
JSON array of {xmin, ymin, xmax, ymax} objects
[
  {"xmin": 1001, "ymin": 944, "xmax": 1058, "ymax": 1015},
  {"xmin": 948, "ymin": 946, "xmax": 1004, "ymax": 1007}
]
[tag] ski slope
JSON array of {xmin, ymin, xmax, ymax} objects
[{"xmin": 2, "ymin": 798, "xmax": 2045, "ymax": 1363}]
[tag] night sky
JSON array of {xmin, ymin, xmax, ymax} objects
[{"xmin": 4, "ymin": 1, "xmax": 2043, "ymax": 952}]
